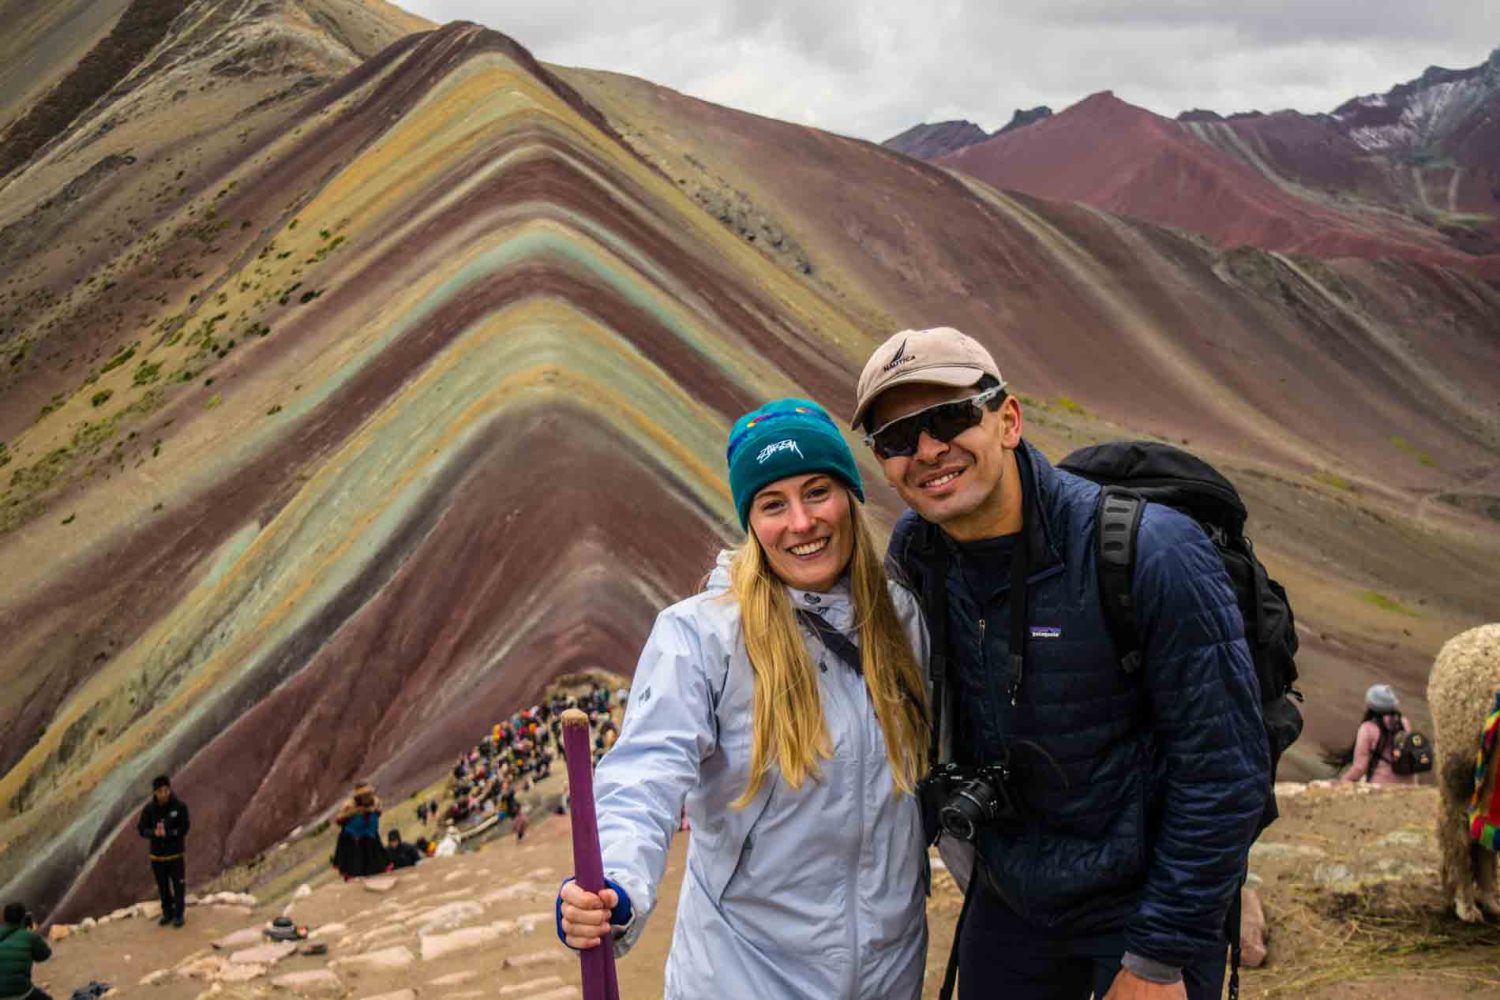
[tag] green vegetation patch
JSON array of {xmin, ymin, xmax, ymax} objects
[
  {"xmin": 99, "ymin": 344, "xmax": 138, "ymax": 374},
  {"xmin": 1315, "ymin": 472, "xmax": 1355, "ymax": 492},
  {"xmin": 1052, "ymin": 396, "xmax": 1087, "ymax": 416},
  {"xmin": 1390, "ymin": 436, "xmax": 1437, "ymax": 468},
  {"xmin": 133, "ymin": 360, "xmax": 163, "ymax": 386},
  {"xmin": 37, "ymin": 393, "xmax": 67, "ymax": 420},
  {"xmin": 1357, "ymin": 590, "xmax": 1419, "ymax": 617},
  {"xmin": 90, "ymin": 389, "xmax": 113, "ymax": 408}
]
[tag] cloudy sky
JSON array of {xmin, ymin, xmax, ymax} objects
[{"xmin": 400, "ymin": 1, "xmax": 1500, "ymax": 141}]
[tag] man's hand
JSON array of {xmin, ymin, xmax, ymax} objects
[
  {"xmin": 558, "ymin": 881, "xmax": 620, "ymax": 950},
  {"xmin": 1102, "ymin": 968, "xmax": 1188, "ymax": 1000}
]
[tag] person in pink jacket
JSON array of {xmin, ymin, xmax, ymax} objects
[{"xmin": 1339, "ymin": 684, "xmax": 1418, "ymax": 786}]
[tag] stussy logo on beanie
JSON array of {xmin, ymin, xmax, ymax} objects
[
  {"xmin": 757, "ymin": 439, "xmax": 804, "ymax": 464},
  {"xmin": 881, "ymin": 338, "xmax": 913, "ymax": 372}
]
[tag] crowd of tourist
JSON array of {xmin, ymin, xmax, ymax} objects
[
  {"xmin": 439, "ymin": 682, "xmax": 624, "ymax": 830},
  {"xmin": 326, "ymin": 680, "xmax": 628, "ymax": 879}
]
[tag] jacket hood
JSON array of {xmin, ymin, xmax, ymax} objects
[{"xmin": 706, "ymin": 550, "xmax": 735, "ymax": 593}]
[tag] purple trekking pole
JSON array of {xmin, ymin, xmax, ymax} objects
[{"xmin": 561, "ymin": 708, "xmax": 621, "ymax": 1000}]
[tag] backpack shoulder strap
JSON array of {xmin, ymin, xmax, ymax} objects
[
  {"xmin": 1096, "ymin": 485, "xmax": 1146, "ymax": 675},
  {"xmin": 1365, "ymin": 718, "xmax": 1398, "ymax": 781}
]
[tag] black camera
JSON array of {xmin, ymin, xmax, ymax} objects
[{"xmin": 918, "ymin": 761, "xmax": 1019, "ymax": 843}]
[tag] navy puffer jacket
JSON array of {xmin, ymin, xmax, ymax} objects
[{"xmin": 890, "ymin": 441, "xmax": 1268, "ymax": 968}]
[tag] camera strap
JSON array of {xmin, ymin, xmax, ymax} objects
[
  {"xmin": 918, "ymin": 529, "xmax": 953, "ymax": 768},
  {"xmin": 938, "ymin": 872, "xmax": 978, "ymax": 1000},
  {"xmin": 796, "ymin": 609, "xmax": 862, "ymax": 675},
  {"xmin": 922, "ymin": 456, "xmax": 1034, "ymax": 769}
]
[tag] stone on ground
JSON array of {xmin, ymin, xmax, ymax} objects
[
  {"xmin": 428, "ymin": 971, "xmax": 478, "ymax": 987},
  {"xmin": 177, "ymin": 956, "xmax": 228, "ymax": 981},
  {"xmin": 329, "ymin": 944, "xmax": 415, "ymax": 972},
  {"xmin": 220, "ymin": 963, "xmax": 269, "ymax": 983},
  {"xmin": 497, "ymin": 978, "xmax": 564, "ymax": 997},
  {"xmin": 229, "ymin": 940, "xmax": 298, "ymax": 964},
  {"xmin": 357, "ymin": 991, "xmax": 415, "ymax": 1000},
  {"xmin": 213, "ymin": 927, "xmax": 266, "ymax": 950},
  {"xmin": 362, "ymin": 876, "xmax": 397, "ymax": 893},
  {"xmin": 410, "ymin": 901, "xmax": 485, "ymax": 933},
  {"xmin": 503, "ymin": 949, "xmax": 566, "ymax": 970},
  {"xmin": 514, "ymin": 911, "xmax": 552, "ymax": 933},
  {"xmin": 418, "ymin": 921, "xmax": 516, "ymax": 960},
  {"xmin": 271, "ymin": 970, "xmax": 345, "ymax": 995}
]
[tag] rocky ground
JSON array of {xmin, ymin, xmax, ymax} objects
[{"xmin": 30, "ymin": 781, "xmax": 1500, "ymax": 1000}]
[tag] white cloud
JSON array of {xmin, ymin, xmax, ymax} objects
[{"xmin": 398, "ymin": 0, "xmax": 1500, "ymax": 139}]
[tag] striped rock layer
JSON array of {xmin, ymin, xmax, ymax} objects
[{"xmin": 0, "ymin": 8, "xmax": 1497, "ymax": 921}]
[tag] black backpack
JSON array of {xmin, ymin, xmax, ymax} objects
[
  {"xmin": 1370, "ymin": 718, "xmax": 1434, "ymax": 778},
  {"xmin": 1058, "ymin": 441, "xmax": 1304, "ymax": 827}
]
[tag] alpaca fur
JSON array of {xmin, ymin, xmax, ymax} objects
[{"xmin": 1427, "ymin": 623, "xmax": 1500, "ymax": 923}]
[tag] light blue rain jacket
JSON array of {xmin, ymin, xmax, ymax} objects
[{"xmin": 594, "ymin": 552, "xmax": 930, "ymax": 1000}]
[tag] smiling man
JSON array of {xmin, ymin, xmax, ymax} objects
[{"xmin": 851, "ymin": 328, "xmax": 1269, "ymax": 1000}]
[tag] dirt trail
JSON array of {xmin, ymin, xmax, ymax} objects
[{"xmin": 32, "ymin": 782, "xmax": 1500, "ymax": 1000}]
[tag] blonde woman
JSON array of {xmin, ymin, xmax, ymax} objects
[{"xmin": 556, "ymin": 398, "xmax": 931, "ymax": 999}]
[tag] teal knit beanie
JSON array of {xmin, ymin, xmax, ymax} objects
[{"xmin": 727, "ymin": 398, "xmax": 864, "ymax": 528}]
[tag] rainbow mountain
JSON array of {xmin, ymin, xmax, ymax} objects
[{"xmin": 1, "ymin": 1, "xmax": 1498, "ymax": 920}]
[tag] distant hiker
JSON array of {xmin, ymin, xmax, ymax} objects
[
  {"xmin": 385, "ymin": 829, "xmax": 422, "ymax": 869},
  {"xmin": 136, "ymin": 774, "xmax": 190, "ymax": 928},
  {"xmin": 0, "ymin": 902, "xmax": 51, "ymax": 1000},
  {"xmin": 1338, "ymin": 684, "xmax": 1419, "ymax": 786},
  {"xmin": 416, "ymin": 802, "xmax": 428, "ymax": 825},
  {"xmin": 434, "ymin": 823, "xmax": 460, "ymax": 857},
  {"xmin": 854, "ymin": 328, "xmax": 1269, "ymax": 1000},
  {"xmin": 332, "ymin": 782, "xmax": 389, "ymax": 878},
  {"xmin": 557, "ymin": 398, "xmax": 931, "ymax": 999},
  {"xmin": 513, "ymin": 806, "xmax": 529, "ymax": 842}
]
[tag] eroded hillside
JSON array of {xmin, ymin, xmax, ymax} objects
[{"xmin": 0, "ymin": 2, "xmax": 1497, "ymax": 926}]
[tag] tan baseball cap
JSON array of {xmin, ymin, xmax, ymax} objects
[{"xmin": 850, "ymin": 327, "xmax": 1004, "ymax": 429}]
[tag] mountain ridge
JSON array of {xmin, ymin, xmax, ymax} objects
[
  {"xmin": 887, "ymin": 49, "xmax": 1500, "ymax": 271},
  {"xmin": 0, "ymin": 4, "xmax": 1496, "ymax": 925}
]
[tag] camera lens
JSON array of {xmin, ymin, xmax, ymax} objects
[{"xmin": 939, "ymin": 782, "xmax": 995, "ymax": 842}]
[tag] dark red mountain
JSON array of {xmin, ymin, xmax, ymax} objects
[{"xmin": 886, "ymin": 50, "xmax": 1500, "ymax": 273}]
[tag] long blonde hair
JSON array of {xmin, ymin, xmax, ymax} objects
[{"xmin": 728, "ymin": 497, "xmax": 929, "ymax": 807}]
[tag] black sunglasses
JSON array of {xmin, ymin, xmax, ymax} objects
[{"xmin": 864, "ymin": 387, "xmax": 1005, "ymax": 459}]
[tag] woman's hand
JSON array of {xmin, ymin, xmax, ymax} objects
[{"xmin": 558, "ymin": 880, "xmax": 621, "ymax": 949}]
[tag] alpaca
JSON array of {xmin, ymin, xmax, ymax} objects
[{"xmin": 1427, "ymin": 623, "xmax": 1500, "ymax": 923}]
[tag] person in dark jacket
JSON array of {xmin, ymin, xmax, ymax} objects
[
  {"xmin": 0, "ymin": 903, "xmax": 51, "ymax": 1000},
  {"xmin": 385, "ymin": 830, "xmax": 422, "ymax": 869},
  {"xmin": 136, "ymin": 775, "xmax": 190, "ymax": 928},
  {"xmin": 851, "ymin": 327, "xmax": 1270, "ymax": 1000}
]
